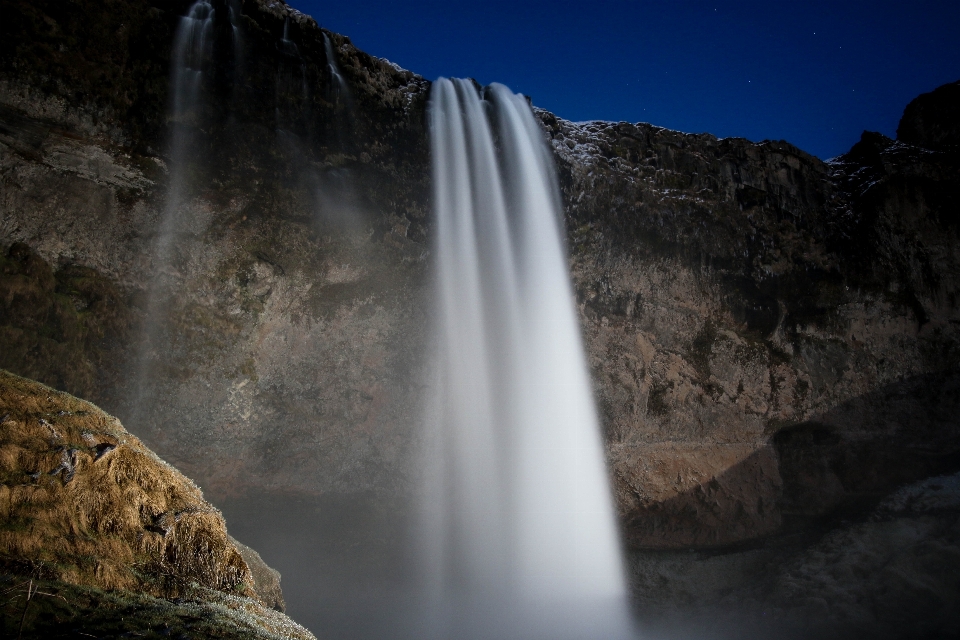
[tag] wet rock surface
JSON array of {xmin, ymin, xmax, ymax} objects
[
  {"xmin": 631, "ymin": 471, "xmax": 960, "ymax": 639},
  {"xmin": 1, "ymin": 0, "xmax": 959, "ymax": 636}
]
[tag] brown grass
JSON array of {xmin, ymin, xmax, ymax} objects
[{"xmin": 0, "ymin": 369, "xmax": 258, "ymax": 601}]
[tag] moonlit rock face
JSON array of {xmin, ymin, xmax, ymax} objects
[{"xmin": 424, "ymin": 77, "xmax": 635, "ymax": 640}]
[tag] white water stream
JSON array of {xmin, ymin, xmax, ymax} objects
[
  {"xmin": 323, "ymin": 33, "xmax": 351, "ymax": 107},
  {"xmin": 128, "ymin": 0, "xmax": 236, "ymax": 426},
  {"xmin": 423, "ymin": 77, "xmax": 635, "ymax": 640}
]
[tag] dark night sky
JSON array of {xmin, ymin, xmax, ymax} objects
[{"xmin": 287, "ymin": 0, "xmax": 959, "ymax": 160}]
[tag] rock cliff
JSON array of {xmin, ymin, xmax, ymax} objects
[
  {"xmin": 543, "ymin": 107, "xmax": 960, "ymax": 547},
  {"xmin": 1, "ymin": 0, "xmax": 958, "ymax": 635}
]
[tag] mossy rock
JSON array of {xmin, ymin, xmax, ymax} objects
[
  {"xmin": 0, "ymin": 574, "xmax": 314, "ymax": 640},
  {"xmin": 0, "ymin": 369, "xmax": 252, "ymax": 600}
]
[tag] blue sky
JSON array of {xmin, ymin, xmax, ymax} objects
[{"xmin": 288, "ymin": 0, "xmax": 960, "ymax": 159}]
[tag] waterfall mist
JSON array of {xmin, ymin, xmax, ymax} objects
[{"xmin": 421, "ymin": 77, "xmax": 635, "ymax": 640}]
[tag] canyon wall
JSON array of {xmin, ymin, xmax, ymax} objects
[{"xmin": 1, "ymin": 0, "xmax": 432, "ymax": 499}]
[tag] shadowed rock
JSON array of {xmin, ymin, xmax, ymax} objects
[
  {"xmin": 232, "ymin": 536, "xmax": 286, "ymax": 612},
  {"xmin": 897, "ymin": 79, "xmax": 960, "ymax": 150}
]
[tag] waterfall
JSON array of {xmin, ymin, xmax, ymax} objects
[
  {"xmin": 423, "ymin": 77, "xmax": 635, "ymax": 640},
  {"xmin": 169, "ymin": 0, "xmax": 215, "ymax": 131},
  {"xmin": 275, "ymin": 17, "xmax": 308, "ymax": 129},
  {"xmin": 311, "ymin": 31, "xmax": 356, "ymax": 229},
  {"xmin": 127, "ymin": 0, "xmax": 236, "ymax": 430},
  {"xmin": 163, "ymin": 0, "xmax": 216, "ymax": 240},
  {"xmin": 162, "ymin": 0, "xmax": 237, "ymax": 242},
  {"xmin": 323, "ymin": 33, "xmax": 351, "ymax": 107}
]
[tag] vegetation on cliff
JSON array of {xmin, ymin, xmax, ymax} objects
[
  {"xmin": 0, "ymin": 369, "xmax": 309, "ymax": 638},
  {"xmin": 0, "ymin": 243, "xmax": 131, "ymax": 407}
]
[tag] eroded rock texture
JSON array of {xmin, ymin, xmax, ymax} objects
[{"xmin": 542, "ymin": 109, "xmax": 960, "ymax": 548}]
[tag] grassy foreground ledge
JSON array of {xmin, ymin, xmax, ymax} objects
[{"xmin": 0, "ymin": 369, "xmax": 314, "ymax": 639}]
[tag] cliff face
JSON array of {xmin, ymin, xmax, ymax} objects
[
  {"xmin": 543, "ymin": 111, "xmax": 960, "ymax": 547},
  {"xmin": 1, "ymin": 0, "xmax": 958, "ymax": 571},
  {"xmin": 1, "ymin": 0, "xmax": 432, "ymax": 498}
]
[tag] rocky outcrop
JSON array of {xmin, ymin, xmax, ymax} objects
[
  {"xmin": 897, "ymin": 79, "xmax": 960, "ymax": 150},
  {"xmin": 0, "ymin": 368, "xmax": 310, "ymax": 638},
  {"xmin": 232, "ymin": 537, "xmax": 285, "ymax": 612}
]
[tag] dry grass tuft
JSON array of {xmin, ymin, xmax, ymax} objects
[{"xmin": 0, "ymin": 369, "xmax": 258, "ymax": 602}]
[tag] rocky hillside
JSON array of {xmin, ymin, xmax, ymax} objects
[
  {"xmin": 1, "ymin": 2, "xmax": 958, "ymax": 633},
  {"xmin": 630, "ymin": 469, "xmax": 960, "ymax": 639},
  {"xmin": 0, "ymin": 368, "xmax": 309, "ymax": 638}
]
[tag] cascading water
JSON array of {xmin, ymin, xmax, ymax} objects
[
  {"xmin": 423, "ymin": 77, "xmax": 636, "ymax": 640},
  {"xmin": 276, "ymin": 17, "xmax": 308, "ymax": 125},
  {"xmin": 312, "ymin": 31, "xmax": 357, "ymax": 229},
  {"xmin": 128, "ymin": 0, "xmax": 237, "ymax": 425},
  {"xmin": 161, "ymin": 0, "xmax": 237, "ymax": 252},
  {"xmin": 166, "ymin": 0, "xmax": 216, "ymax": 221},
  {"xmin": 323, "ymin": 33, "xmax": 351, "ymax": 107}
]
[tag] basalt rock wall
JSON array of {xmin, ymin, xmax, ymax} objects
[{"xmin": 1, "ymin": 0, "xmax": 958, "ymax": 555}]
